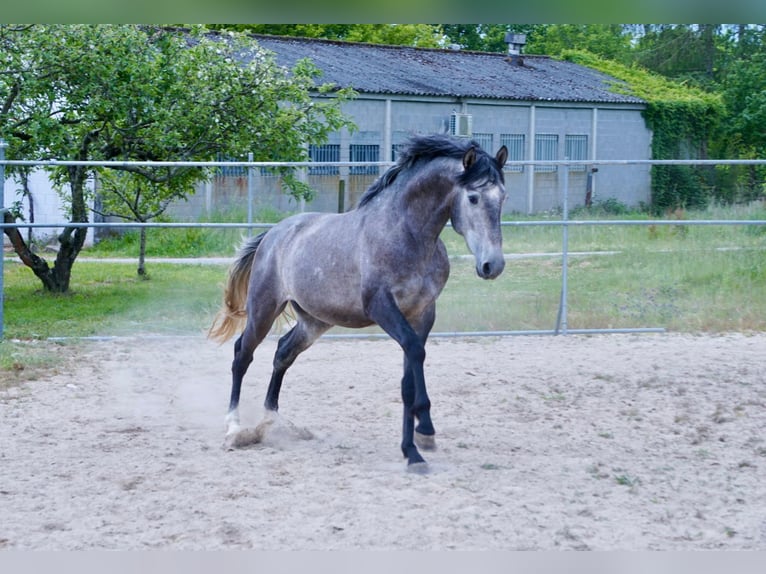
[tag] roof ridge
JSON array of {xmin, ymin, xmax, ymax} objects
[{"xmin": 248, "ymin": 32, "xmax": 553, "ymax": 60}]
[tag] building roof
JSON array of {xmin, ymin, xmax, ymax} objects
[{"xmin": 250, "ymin": 34, "xmax": 645, "ymax": 105}]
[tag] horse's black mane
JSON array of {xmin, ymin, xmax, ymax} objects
[{"xmin": 357, "ymin": 134, "xmax": 503, "ymax": 209}]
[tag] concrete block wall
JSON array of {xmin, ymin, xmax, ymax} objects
[
  {"xmin": 172, "ymin": 96, "xmax": 651, "ymax": 220},
  {"xmin": 3, "ymin": 170, "xmax": 96, "ymax": 245}
]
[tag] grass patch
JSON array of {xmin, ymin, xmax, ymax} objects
[
  {"xmin": 86, "ymin": 207, "xmax": 291, "ymax": 259},
  {"xmin": 0, "ymin": 340, "xmax": 82, "ymax": 390},
  {"xmin": 3, "ymin": 261, "xmax": 223, "ymax": 339}
]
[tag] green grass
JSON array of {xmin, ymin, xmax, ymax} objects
[
  {"xmin": 1, "ymin": 260, "xmax": 225, "ymax": 387},
  {"xmin": 2, "ymin": 202, "xmax": 765, "ymax": 382},
  {"xmin": 2, "ymin": 262, "xmax": 223, "ymax": 339},
  {"xmin": 86, "ymin": 206, "xmax": 291, "ymax": 259}
]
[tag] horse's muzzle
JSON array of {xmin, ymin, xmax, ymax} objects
[{"xmin": 476, "ymin": 256, "xmax": 505, "ymax": 279}]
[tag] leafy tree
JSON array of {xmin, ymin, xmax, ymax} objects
[
  {"xmin": 716, "ymin": 50, "xmax": 766, "ymax": 201},
  {"xmin": 632, "ymin": 25, "xmax": 722, "ymax": 85},
  {"xmin": 1, "ymin": 25, "xmax": 355, "ymax": 291},
  {"xmin": 440, "ymin": 24, "xmax": 541, "ymax": 53},
  {"xmin": 1, "ymin": 24, "xmax": 97, "ymax": 293},
  {"xmin": 93, "ymin": 170, "xmax": 196, "ymax": 276},
  {"xmin": 212, "ymin": 24, "xmax": 444, "ymax": 48},
  {"xmin": 563, "ymin": 50, "xmax": 724, "ymax": 212},
  {"xmin": 525, "ymin": 24, "xmax": 633, "ymax": 63}
]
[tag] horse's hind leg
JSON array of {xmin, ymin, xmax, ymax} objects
[
  {"xmin": 264, "ymin": 304, "xmax": 331, "ymax": 412},
  {"xmin": 226, "ymin": 300, "xmax": 285, "ymax": 437}
]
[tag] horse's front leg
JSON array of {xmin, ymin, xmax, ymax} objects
[
  {"xmin": 365, "ymin": 289, "xmax": 433, "ymax": 472},
  {"xmin": 403, "ymin": 356, "xmax": 436, "ymax": 452},
  {"xmin": 407, "ymin": 303, "xmax": 437, "ymax": 451}
]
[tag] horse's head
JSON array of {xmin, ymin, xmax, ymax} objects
[{"xmin": 450, "ymin": 144, "xmax": 509, "ymax": 279}]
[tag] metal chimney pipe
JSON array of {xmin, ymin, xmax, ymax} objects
[{"xmin": 504, "ymin": 32, "xmax": 527, "ymax": 65}]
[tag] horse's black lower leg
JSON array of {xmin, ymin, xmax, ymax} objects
[
  {"xmin": 263, "ymin": 328, "xmax": 298, "ymax": 412},
  {"xmin": 400, "ymin": 368, "xmax": 424, "ymax": 465},
  {"xmin": 225, "ymin": 309, "xmax": 279, "ymax": 435},
  {"xmin": 264, "ymin": 308, "xmax": 330, "ymax": 413},
  {"xmin": 403, "ymin": 358, "xmax": 435, "ymax": 449},
  {"xmin": 409, "ymin": 303, "xmax": 437, "ymax": 449},
  {"xmin": 229, "ymin": 334, "xmax": 255, "ymax": 413},
  {"xmin": 228, "ymin": 335, "xmax": 250, "ymax": 413},
  {"xmin": 364, "ymin": 289, "xmax": 434, "ymax": 470}
]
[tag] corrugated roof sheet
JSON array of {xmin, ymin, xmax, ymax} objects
[{"xmin": 250, "ymin": 35, "xmax": 645, "ymax": 105}]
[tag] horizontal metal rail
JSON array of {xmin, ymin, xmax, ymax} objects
[
  {"xmin": 2, "ymin": 158, "xmax": 766, "ymax": 168},
  {"xmin": 323, "ymin": 327, "xmax": 667, "ymax": 340},
  {"xmin": 3, "ymin": 154, "xmax": 766, "ymax": 341},
  {"xmin": 2, "ymin": 218, "xmax": 765, "ymax": 230}
]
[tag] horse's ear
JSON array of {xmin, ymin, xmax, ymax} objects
[
  {"xmin": 495, "ymin": 145, "xmax": 508, "ymax": 169},
  {"xmin": 462, "ymin": 146, "xmax": 477, "ymax": 170}
]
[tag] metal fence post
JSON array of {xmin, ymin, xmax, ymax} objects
[
  {"xmin": 555, "ymin": 157, "xmax": 570, "ymax": 335},
  {"xmin": 247, "ymin": 152, "xmax": 254, "ymax": 237},
  {"xmin": 0, "ymin": 139, "xmax": 7, "ymax": 339}
]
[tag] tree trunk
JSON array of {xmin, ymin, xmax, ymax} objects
[
  {"xmin": 3, "ymin": 210, "xmax": 59, "ymax": 292},
  {"xmin": 137, "ymin": 226, "xmax": 148, "ymax": 277},
  {"xmin": 4, "ymin": 163, "xmax": 90, "ymax": 293},
  {"xmin": 47, "ymin": 164, "xmax": 91, "ymax": 292}
]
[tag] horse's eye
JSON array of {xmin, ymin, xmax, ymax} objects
[{"xmin": 468, "ymin": 194, "xmax": 479, "ymax": 205}]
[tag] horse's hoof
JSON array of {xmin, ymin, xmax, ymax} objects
[
  {"xmin": 414, "ymin": 431, "xmax": 437, "ymax": 451},
  {"xmin": 407, "ymin": 461, "xmax": 430, "ymax": 475},
  {"xmin": 223, "ymin": 426, "xmax": 266, "ymax": 450}
]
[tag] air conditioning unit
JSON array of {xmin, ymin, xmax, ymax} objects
[{"xmin": 449, "ymin": 112, "xmax": 473, "ymax": 137}]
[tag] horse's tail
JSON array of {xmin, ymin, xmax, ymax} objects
[{"xmin": 208, "ymin": 232, "xmax": 268, "ymax": 343}]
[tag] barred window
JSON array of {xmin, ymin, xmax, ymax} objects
[
  {"xmin": 215, "ymin": 153, "xmax": 247, "ymax": 177},
  {"xmin": 349, "ymin": 144, "xmax": 380, "ymax": 175},
  {"xmin": 500, "ymin": 134, "xmax": 525, "ymax": 173},
  {"xmin": 565, "ymin": 134, "xmax": 588, "ymax": 172},
  {"xmin": 472, "ymin": 133, "xmax": 493, "ymax": 153},
  {"xmin": 308, "ymin": 144, "xmax": 340, "ymax": 175},
  {"xmin": 535, "ymin": 134, "xmax": 558, "ymax": 172}
]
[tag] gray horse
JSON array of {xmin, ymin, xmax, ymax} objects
[{"xmin": 209, "ymin": 134, "xmax": 508, "ymax": 472}]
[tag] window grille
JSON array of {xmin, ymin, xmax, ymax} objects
[
  {"xmin": 500, "ymin": 134, "xmax": 525, "ymax": 173},
  {"xmin": 535, "ymin": 134, "xmax": 558, "ymax": 172},
  {"xmin": 565, "ymin": 135, "xmax": 588, "ymax": 171},
  {"xmin": 349, "ymin": 144, "xmax": 380, "ymax": 175},
  {"xmin": 215, "ymin": 153, "xmax": 247, "ymax": 177},
  {"xmin": 472, "ymin": 133, "xmax": 493, "ymax": 153},
  {"xmin": 308, "ymin": 144, "xmax": 340, "ymax": 175}
]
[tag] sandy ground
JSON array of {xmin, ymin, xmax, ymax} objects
[{"xmin": 1, "ymin": 332, "xmax": 765, "ymax": 550}]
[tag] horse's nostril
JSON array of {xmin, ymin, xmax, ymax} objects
[{"xmin": 482, "ymin": 262, "xmax": 492, "ymax": 276}]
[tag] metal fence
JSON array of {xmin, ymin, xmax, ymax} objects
[{"xmin": 1, "ymin": 147, "xmax": 765, "ymax": 340}]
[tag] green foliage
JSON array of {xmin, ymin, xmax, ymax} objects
[
  {"xmin": 213, "ymin": 24, "xmax": 444, "ymax": 48},
  {"xmin": 87, "ymin": 207, "xmax": 291, "ymax": 258},
  {"xmin": 631, "ymin": 24, "xmax": 720, "ymax": 85},
  {"xmin": 526, "ymin": 25, "xmax": 634, "ymax": 63},
  {"xmin": 2, "ymin": 261, "xmax": 223, "ymax": 339},
  {"xmin": 570, "ymin": 198, "xmax": 634, "ymax": 217},
  {"xmin": 0, "ymin": 24, "xmax": 356, "ymax": 292},
  {"xmin": 715, "ymin": 51, "xmax": 766, "ymax": 202},
  {"xmin": 92, "ymin": 227, "xmax": 236, "ymax": 259},
  {"xmin": 440, "ymin": 24, "xmax": 541, "ymax": 53},
  {"xmin": 562, "ymin": 50, "xmax": 724, "ymax": 213}
]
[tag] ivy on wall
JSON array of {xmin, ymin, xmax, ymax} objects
[{"xmin": 562, "ymin": 50, "xmax": 724, "ymax": 213}]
